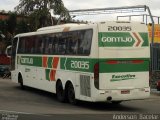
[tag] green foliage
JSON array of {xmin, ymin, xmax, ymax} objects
[
  {"xmin": 15, "ymin": 0, "xmax": 70, "ymax": 29},
  {"xmin": 28, "ymin": 8, "xmax": 52, "ymax": 31},
  {"xmin": 0, "ymin": 12, "xmax": 29, "ymax": 48},
  {"xmin": 7, "ymin": 13, "xmax": 17, "ymax": 35},
  {"xmin": 0, "ymin": 0, "xmax": 71, "ymax": 53},
  {"xmin": 0, "ymin": 20, "xmax": 7, "ymax": 35},
  {"xmin": 16, "ymin": 20, "xmax": 29, "ymax": 34}
]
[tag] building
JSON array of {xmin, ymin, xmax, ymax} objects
[{"xmin": 0, "ymin": 10, "xmax": 27, "ymax": 21}]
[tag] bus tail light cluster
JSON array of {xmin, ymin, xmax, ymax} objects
[
  {"xmin": 106, "ymin": 60, "xmax": 144, "ymax": 64},
  {"xmin": 94, "ymin": 63, "xmax": 99, "ymax": 89}
]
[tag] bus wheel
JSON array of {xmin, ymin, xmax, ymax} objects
[
  {"xmin": 56, "ymin": 81, "xmax": 65, "ymax": 102},
  {"xmin": 18, "ymin": 74, "xmax": 24, "ymax": 89},
  {"xmin": 67, "ymin": 83, "xmax": 76, "ymax": 104}
]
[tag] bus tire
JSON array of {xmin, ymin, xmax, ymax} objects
[
  {"xmin": 18, "ymin": 74, "xmax": 25, "ymax": 90},
  {"xmin": 56, "ymin": 80, "xmax": 65, "ymax": 102},
  {"xmin": 67, "ymin": 83, "xmax": 76, "ymax": 105}
]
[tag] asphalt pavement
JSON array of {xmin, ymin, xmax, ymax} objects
[{"xmin": 0, "ymin": 78, "xmax": 160, "ymax": 120}]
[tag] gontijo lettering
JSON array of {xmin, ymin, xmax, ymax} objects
[
  {"xmin": 101, "ymin": 37, "xmax": 133, "ymax": 43},
  {"xmin": 21, "ymin": 58, "xmax": 33, "ymax": 64}
]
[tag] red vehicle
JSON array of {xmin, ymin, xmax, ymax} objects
[
  {"xmin": 0, "ymin": 54, "xmax": 10, "ymax": 77},
  {"xmin": 0, "ymin": 54, "xmax": 10, "ymax": 65}
]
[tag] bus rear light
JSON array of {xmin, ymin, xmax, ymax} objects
[
  {"xmin": 131, "ymin": 60, "xmax": 144, "ymax": 64},
  {"xmin": 94, "ymin": 63, "xmax": 99, "ymax": 89},
  {"xmin": 106, "ymin": 60, "xmax": 144, "ymax": 64},
  {"xmin": 106, "ymin": 60, "xmax": 118, "ymax": 64},
  {"xmin": 94, "ymin": 63, "xmax": 99, "ymax": 80}
]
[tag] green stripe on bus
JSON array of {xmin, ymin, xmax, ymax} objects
[
  {"xmin": 45, "ymin": 69, "xmax": 50, "ymax": 81},
  {"xmin": 60, "ymin": 57, "xmax": 98, "ymax": 72},
  {"xmin": 17, "ymin": 55, "xmax": 150, "ymax": 73},
  {"xmin": 17, "ymin": 56, "xmax": 42, "ymax": 67},
  {"xmin": 139, "ymin": 32, "xmax": 149, "ymax": 46},
  {"xmin": 99, "ymin": 60, "xmax": 149, "ymax": 73},
  {"xmin": 98, "ymin": 32, "xmax": 149, "ymax": 47},
  {"xmin": 48, "ymin": 57, "xmax": 53, "ymax": 68}
]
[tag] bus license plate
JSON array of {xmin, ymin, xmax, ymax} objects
[{"xmin": 121, "ymin": 90, "xmax": 130, "ymax": 94}]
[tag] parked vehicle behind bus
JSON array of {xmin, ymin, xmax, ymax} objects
[{"xmin": 0, "ymin": 54, "xmax": 10, "ymax": 77}]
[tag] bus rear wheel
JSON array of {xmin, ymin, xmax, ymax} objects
[
  {"xmin": 67, "ymin": 83, "xmax": 76, "ymax": 104},
  {"xmin": 18, "ymin": 74, "xmax": 24, "ymax": 89},
  {"xmin": 56, "ymin": 81, "xmax": 65, "ymax": 102}
]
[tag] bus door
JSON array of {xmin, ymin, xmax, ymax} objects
[
  {"xmin": 97, "ymin": 21, "xmax": 150, "ymax": 90},
  {"xmin": 11, "ymin": 38, "xmax": 18, "ymax": 71},
  {"xmin": 10, "ymin": 37, "xmax": 18, "ymax": 82}
]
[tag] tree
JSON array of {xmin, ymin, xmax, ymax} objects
[
  {"xmin": 0, "ymin": 12, "xmax": 29, "ymax": 49},
  {"xmin": 0, "ymin": 13, "xmax": 17, "ymax": 46},
  {"xmin": 0, "ymin": 20, "xmax": 7, "ymax": 36},
  {"xmin": 16, "ymin": 19, "xmax": 29, "ymax": 34},
  {"xmin": 7, "ymin": 13, "xmax": 17, "ymax": 35},
  {"xmin": 15, "ymin": 0, "xmax": 70, "ymax": 30}
]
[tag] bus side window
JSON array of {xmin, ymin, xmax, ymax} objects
[
  {"xmin": 35, "ymin": 36, "xmax": 42, "ymax": 54},
  {"xmin": 38, "ymin": 36, "xmax": 44, "ymax": 54},
  {"xmin": 72, "ymin": 32, "xmax": 78, "ymax": 54},
  {"xmin": 24, "ymin": 37, "xmax": 35, "ymax": 54},
  {"xmin": 78, "ymin": 30, "xmax": 92, "ymax": 55},
  {"xmin": 83, "ymin": 30, "xmax": 92, "ymax": 55},
  {"xmin": 52, "ymin": 35, "xmax": 58, "ymax": 54},
  {"xmin": 18, "ymin": 38, "xmax": 25, "ymax": 54},
  {"xmin": 65, "ymin": 32, "xmax": 72, "ymax": 54},
  {"xmin": 58, "ymin": 36, "xmax": 66, "ymax": 55},
  {"xmin": 66, "ymin": 36, "xmax": 73, "ymax": 54},
  {"xmin": 30, "ymin": 37, "xmax": 36, "ymax": 54},
  {"xmin": 35, "ymin": 36, "xmax": 40, "ymax": 54},
  {"xmin": 41, "ymin": 36, "xmax": 46, "ymax": 54},
  {"xmin": 25, "ymin": 38, "xmax": 30, "ymax": 53},
  {"xmin": 44, "ymin": 36, "xmax": 49, "ymax": 54},
  {"xmin": 66, "ymin": 31, "xmax": 78, "ymax": 55},
  {"xmin": 48, "ymin": 36, "xmax": 53, "ymax": 54},
  {"xmin": 78, "ymin": 32, "xmax": 84, "ymax": 54}
]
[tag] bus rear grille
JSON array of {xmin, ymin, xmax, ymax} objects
[{"xmin": 80, "ymin": 75, "xmax": 91, "ymax": 97}]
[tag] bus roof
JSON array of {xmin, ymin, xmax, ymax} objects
[
  {"xmin": 37, "ymin": 23, "xmax": 87, "ymax": 32},
  {"xmin": 14, "ymin": 23, "xmax": 88, "ymax": 38},
  {"xmin": 14, "ymin": 21, "xmax": 144, "ymax": 38}
]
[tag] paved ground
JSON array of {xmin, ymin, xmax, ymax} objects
[{"xmin": 0, "ymin": 78, "xmax": 160, "ymax": 120}]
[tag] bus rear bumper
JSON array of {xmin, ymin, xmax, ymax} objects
[{"xmin": 92, "ymin": 87, "xmax": 150, "ymax": 102}]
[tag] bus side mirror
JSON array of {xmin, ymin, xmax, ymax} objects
[{"xmin": 6, "ymin": 45, "xmax": 12, "ymax": 58}]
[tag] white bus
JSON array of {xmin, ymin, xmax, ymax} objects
[{"xmin": 10, "ymin": 21, "xmax": 150, "ymax": 104}]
